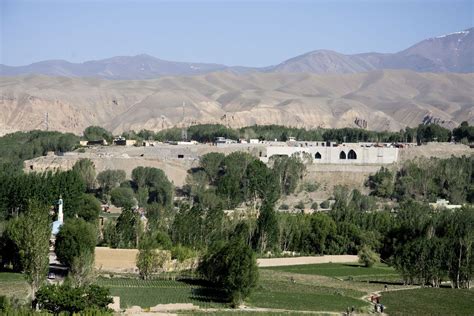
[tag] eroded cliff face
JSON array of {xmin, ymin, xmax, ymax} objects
[{"xmin": 1, "ymin": 70, "xmax": 472, "ymax": 135}]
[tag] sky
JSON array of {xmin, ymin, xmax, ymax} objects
[{"xmin": 1, "ymin": 0, "xmax": 472, "ymax": 67}]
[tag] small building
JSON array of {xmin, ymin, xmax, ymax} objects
[
  {"xmin": 249, "ymin": 139, "xmax": 259, "ymax": 144},
  {"xmin": 215, "ymin": 137, "xmax": 236, "ymax": 145},
  {"xmin": 79, "ymin": 140, "xmax": 89, "ymax": 146},
  {"xmin": 113, "ymin": 136, "xmax": 136, "ymax": 146},
  {"xmin": 429, "ymin": 199, "xmax": 462, "ymax": 210}
]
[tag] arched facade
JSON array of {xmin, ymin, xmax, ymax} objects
[
  {"xmin": 348, "ymin": 149, "xmax": 357, "ymax": 160},
  {"xmin": 339, "ymin": 151, "xmax": 346, "ymax": 159}
]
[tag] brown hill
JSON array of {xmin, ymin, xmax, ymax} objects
[{"xmin": 0, "ymin": 70, "xmax": 472, "ymax": 135}]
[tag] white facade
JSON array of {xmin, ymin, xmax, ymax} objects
[{"xmin": 261, "ymin": 144, "xmax": 399, "ymax": 164}]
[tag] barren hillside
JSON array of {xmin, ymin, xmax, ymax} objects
[{"xmin": 0, "ymin": 70, "xmax": 472, "ymax": 135}]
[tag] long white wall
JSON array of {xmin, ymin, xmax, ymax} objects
[{"xmin": 261, "ymin": 144, "xmax": 398, "ymax": 164}]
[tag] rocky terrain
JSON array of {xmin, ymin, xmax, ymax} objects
[{"xmin": 0, "ymin": 70, "xmax": 472, "ymax": 135}]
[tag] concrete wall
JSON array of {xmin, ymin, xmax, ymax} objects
[{"xmin": 261, "ymin": 144, "xmax": 399, "ymax": 164}]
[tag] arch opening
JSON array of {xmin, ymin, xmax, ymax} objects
[
  {"xmin": 348, "ymin": 149, "xmax": 357, "ymax": 160},
  {"xmin": 315, "ymin": 152, "xmax": 322, "ymax": 159},
  {"xmin": 339, "ymin": 151, "xmax": 346, "ymax": 159}
]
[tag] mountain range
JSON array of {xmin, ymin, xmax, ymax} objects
[
  {"xmin": 1, "ymin": 28, "xmax": 472, "ymax": 79},
  {"xmin": 1, "ymin": 70, "xmax": 472, "ymax": 135}
]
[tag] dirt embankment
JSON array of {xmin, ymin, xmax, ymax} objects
[{"xmin": 257, "ymin": 255, "xmax": 358, "ymax": 267}]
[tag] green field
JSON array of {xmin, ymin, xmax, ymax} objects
[
  {"xmin": 247, "ymin": 278, "xmax": 367, "ymax": 312},
  {"xmin": 265, "ymin": 263, "xmax": 400, "ymax": 281},
  {"xmin": 0, "ymin": 272, "xmax": 29, "ymax": 303},
  {"xmin": 382, "ymin": 288, "xmax": 474, "ymax": 316},
  {"xmin": 96, "ymin": 277, "xmax": 227, "ymax": 309}
]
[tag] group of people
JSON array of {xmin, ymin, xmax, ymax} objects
[{"xmin": 370, "ymin": 293, "xmax": 385, "ymax": 313}]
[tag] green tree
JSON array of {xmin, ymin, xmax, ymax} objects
[
  {"xmin": 76, "ymin": 193, "xmax": 101, "ymax": 222},
  {"xmin": 358, "ymin": 245, "xmax": 380, "ymax": 267},
  {"xmin": 255, "ymin": 201, "xmax": 279, "ymax": 253},
  {"xmin": 136, "ymin": 237, "xmax": 168, "ymax": 280},
  {"xmin": 199, "ymin": 237, "xmax": 259, "ymax": 305},
  {"xmin": 72, "ymin": 158, "xmax": 96, "ymax": 191},
  {"xmin": 115, "ymin": 208, "xmax": 142, "ymax": 248},
  {"xmin": 366, "ymin": 167, "xmax": 394, "ymax": 198},
  {"xmin": 83, "ymin": 126, "xmax": 113, "ymax": 143},
  {"xmin": 271, "ymin": 154, "xmax": 306, "ymax": 195},
  {"xmin": 110, "ymin": 187, "xmax": 136, "ymax": 208},
  {"xmin": 55, "ymin": 218, "xmax": 97, "ymax": 267},
  {"xmin": 5, "ymin": 201, "xmax": 50, "ymax": 298},
  {"xmin": 200, "ymin": 152, "xmax": 225, "ymax": 184},
  {"xmin": 97, "ymin": 169, "xmax": 126, "ymax": 195}
]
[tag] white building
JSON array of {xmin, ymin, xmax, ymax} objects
[{"xmin": 260, "ymin": 143, "xmax": 399, "ymax": 164}]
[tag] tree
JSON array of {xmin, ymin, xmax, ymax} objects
[
  {"xmin": 255, "ymin": 201, "xmax": 279, "ymax": 253},
  {"xmin": 83, "ymin": 126, "xmax": 113, "ymax": 143},
  {"xmin": 366, "ymin": 167, "xmax": 394, "ymax": 198},
  {"xmin": 270, "ymin": 154, "xmax": 306, "ymax": 195},
  {"xmin": 70, "ymin": 250, "xmax": 96, "ymax": 287},
  {"xmin": 358, "ymin": 245, "xmax": 380, "ymax": 267},
  {"xmin": 136, "ymin": 237, "xmax": 169, "ymax": 280},
  {"xmin": 55, "ymin": 218, "xmax": 97, "ymax": 267},
  {"xmin": 72, "ymin": 159, "xmax": 96, "ymax": 191},
  {"xmin": 5, "ymin": 201, "xmax": 50, "ymax": 298},
  {"xmin": 452, "ymin": 121, "xmax": 474, "ymax": 143},
  {"xmin": 199, "ymin": 237, "xmax": 259, "ymax": 305},
  {"xmin": 200, "ymin": 152, "xmax": 225, "ymax": 184},
  {"xmin": 76, "ymin": 193, "xmax": 101, "ymax": 222},
  {"xmin": 115, "ymin": 207, "xmax": 142, "ymax": 248},
  {"xmin": 110, "ymin": 187, "xmax": 136, "ymax": 208},
  {"xmin": 97, "ymin": 169, "xmax": 126, "ymax": 195}
]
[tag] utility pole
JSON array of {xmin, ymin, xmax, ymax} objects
[
  {"xmin": 44, "ymin": 112, "xmax": 49, "ymax": 131},
  {"xmin": 181, "ymin": 101, "xmax": 187, "ymax": 141}
]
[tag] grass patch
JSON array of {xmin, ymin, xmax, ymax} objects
[
  {"xmin": 246, "ymin": 277, "xmax": 368, "ymax": 312},
  {"xmin": 96, "ymin": 277, "xmax": 227, "ymax": 309},
  {"xmin": 265, "ymin": 263, "xmax": 399, "ymax": 280},
  {"xmin": 382, "ymin": 288, "xmax": 474, "ymax": 316},
  {"xmin": 0, "ymin": 272, "xmax": 29, "ymax": 302}
]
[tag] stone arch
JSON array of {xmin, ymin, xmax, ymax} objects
[
  {"xmin": 348, "ymin": 149, "xmax": 357, "ymax": 160},
  {"xmin": 315, "ymin": 152, "xmax": 322, "ymax": 159},
  {"xmin": 339, "ymin": 151, "xmax": 346, "ymax": 159}
]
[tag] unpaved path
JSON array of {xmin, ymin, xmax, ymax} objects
[{"xmin": 258, "ymin": 255, "xmax": 358, "ymax": 267}]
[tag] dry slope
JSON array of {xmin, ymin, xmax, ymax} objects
[{"xmin": 0, "ymin": 70, "xmax": 472, "ymax": 135}]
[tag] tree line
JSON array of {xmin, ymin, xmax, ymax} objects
[{"xmin": 121, "ymin": 121, "xmax": 473, "ymax": 144}]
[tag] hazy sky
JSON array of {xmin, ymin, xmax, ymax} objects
[{"xmin": 1, "ymin": 0, "xmax": 472, "ymax": 66}]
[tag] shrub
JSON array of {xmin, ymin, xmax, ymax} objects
[
  {"xmin": 279, "ymin": 203, "xmax": 289, "ymax": 210},
  {"xmin": 358, "ymin": 245, "xmax": 380, "ymax": 267},
  {"xmin": 311, "ymin": 202, "xmax": 319, "ymax": 210},
  {"xmin": 303, "ymin": 182, "xmax": 319, "ymax": 192},
  {"xmin": 320, "ymin": 200, "xmax": 330, "ymax": 209},
  {"xmin": 294, "ymin": 201, "xmax": 305, "ymax": 210}
]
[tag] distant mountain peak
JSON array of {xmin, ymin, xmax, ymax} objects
[{"xmin": 1, "ymin": 27, "xmax": 472, "ymax": 79}]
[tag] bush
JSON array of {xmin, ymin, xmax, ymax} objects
[
  {"xmin": 303, "ymin": 182, "xmax": 319, "ymax": 192},
  {"xmin": 279, "ymin": 203, "xmax": 289, "ymax": 210},
  {"xmin": 311, "ymin": 202, "xmax": 319, "ymax": 210},
  {"xmin": 320, "ymin": 200, "xmax": 330, "ymax": 209},
  {"xmin": 294, "ymin": 201, "xmax": 305, "ymax": 210},
  {"xmin": 36, "ymin": 283, "xmax": 112, "ymax": 314},
  {"xmin": 358, "ymin": 245, "xmax": 380, "ymax": 268}
]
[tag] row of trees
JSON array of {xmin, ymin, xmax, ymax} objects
[
  {"xmin": 120, "ymin": 122, "xmax": 473, "ymax": 144},
  {"xmin": 366, "ymin": 156, "xmax": 473, "ymax": 204}
]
